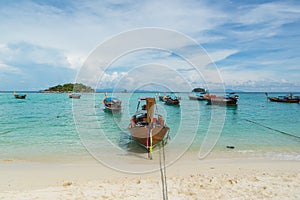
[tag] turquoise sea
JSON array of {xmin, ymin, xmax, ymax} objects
[{"xmin": 1, "ymin": 92, "xmax": 300, "ymax": 163}]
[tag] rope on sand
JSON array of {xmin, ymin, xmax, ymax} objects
[
  {"xmin": 159, "ymin": 141, "xmax": 168, "ymax": 200},
  {"xmin": 245, "ymin": 119, "xmax": 300, "ymax": 140}
]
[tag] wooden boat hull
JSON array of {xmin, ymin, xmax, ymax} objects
[
  {"xmin": 102, "ymin": 97, "xmax": 122, "ymax": 113},
  {"xmin": 69, "ymin": 93, "xmax": 81, "ymax": 99},
  {"xmin": 207, "ymin": 98, "xmax": 238, "ymax": 106},
  {"xmin": 69, "ymin": 95, "xmax": 81, "ymax": 99},
  {"xmin": 268, "ymin": 97, "xmax": 299, "ymax": 103},
  {"xmin": 188, "ymin": 96, "xmax": 207, "ymax": 101},
  {"xmin": 165, "ymin": 99, "xmax": 180, "ymax": 106},
  {"xmin": 103, "ymin": 105, "xmax": 122, "ymax": 113},
  {"xmin": 14, "ymin": 95, "xmax": 26, "ymax": 99},
  {"xmin": 129, "ymin": 125, "xmax": 169, "ymax": 148},
  {"xmin": 158, "ymin": 96, "xmax": 166, "ymax": 102}
]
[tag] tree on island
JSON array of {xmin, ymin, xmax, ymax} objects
[{"xmin": 45, "ymin": 83, "xmax": 94, "ymax": 93}]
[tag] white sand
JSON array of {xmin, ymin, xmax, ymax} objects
[{"xmin": 0, "ymin": 156, "xmax": 299, "ymax": 200}]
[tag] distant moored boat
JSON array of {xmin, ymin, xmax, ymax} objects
[
  {"xmin": 206, "ymin": 93, "xmax": 239, "ymax": 106},
  {"xmin": 102, "ymin": 94, "xmax": 122, "ymax": 113},
  {"xmin": 164, "ymin": 94, "xmax": 180, "ymax": 106},
  {"xmin": 68, "ymin": 93, "xmax": 81, "ymax": 99},
  {"xmin": 158, "ymin": 92, "xmax": 180, "ymax": 105},
  {"xmin": 188, "ymin": 88, "xmax": 209, "ymax": 101},
  {"xmin": 14, "ymin": 91, "xmax": 26, "ymax": 99},
  {"xmin": 265, "ymin": 93, "xmax": 299, "ymax": 103}
]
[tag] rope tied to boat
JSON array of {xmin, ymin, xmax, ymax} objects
[
  {"xmin": 245, "ymin": 119, "xmax": 300, "ymax": 140},
  {"xmin": 146, "ymin": 125, "xmax": 153, "ymax": 160},
  {"xmin": 0, "ymin": 130, "xmax": 12, "ymax": 135},
  {"xmin": 159, "ymin": 140, "xmax": 168, "ymax": 200}
]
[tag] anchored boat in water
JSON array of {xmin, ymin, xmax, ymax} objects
[
  {"xmin": 128, "ymin": 97, "xmax": 169, "ymax": 159},
  {"xmin": 188, "ymin": 93, "xmax": 209, "ymax": 101},
  {"xmin": 206, "ymin": 93, "xmax": 239, "ymax": 106},
  {"xmin": 188, "ymin": 88, "xmax": 209, "ymax": 101},
  {"xmin": 164, "ymin": 94, "xmax": 180, "ymax": 106},
  {"xmin": 68, "ymin": 93, "xmax": 81, "ymax": 99},
  {"xmin": 265, "ymin": 93, "xmax": 299, "ymax": 103},
  {"xmin": 14, "ymin": 91, "xmax": 26, "ymax": 99},
  {"xmin": 158, "ymin": 92, "xmax": 180, "ymax": 106},
  {"xmin": 102, "ymin": 94, "xmax": 122, "ymax": 113}
]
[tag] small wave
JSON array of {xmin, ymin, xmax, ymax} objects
[
  {"xmin": 236, "ymin": 150, "xmax": 255, "ymax": 153},
  {"xmin": 263, "ymin": 152, "xmax": 300, "ymax": 161}
]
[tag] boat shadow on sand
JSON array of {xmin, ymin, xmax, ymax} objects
[
  {"xmin": 118, "ymin": 131, "xmax": 146, "ymax": 153},
  {"xmin": 117, "ymin": 131, "xmax": 165, "ymax": 160}
]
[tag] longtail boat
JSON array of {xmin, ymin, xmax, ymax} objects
[
  {"xmin": 14, "ymin": 92, "xmax": 26, "ymax": 99},
  {"xmin": 68, "ymin": 93, "xmax": 81, "ymax": 99},
  {"xmin": 102, "ymin": 94, "xmax": 122, "ymax": 113},
  {"xmin": 128, "ymin": 97, "xmax": 169, "ymax": 159},
  {"xmin": 158, "ymin": 95, "xmax": 166, "ymax": 102},
  {"xmin": 158, "ymin": 92, "xmax": 168, "ymax": 102},
  {"xmin": 265, "ymin": 93, "xmax": 299, "ymax": 103},
  {"xmin": 188, "ymin": 93, "xmax": 210, "ymax": 101},
  {"xmin": 206, "ymin": 93, "xmax": 239, "ymax": 106},
  {"xmin": 188, "ymin": 88, "xmax": 209, "ymax": 101},
  {"xmin": 158, "ymin": 93, "xmax": 180, "ymax": 105},
  {"xmin": 164, "ymin": 94, "xmax": 180, "ymax": 106}
]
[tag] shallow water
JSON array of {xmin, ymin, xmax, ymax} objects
[{"xmin": 0, "ymin": 92, "xmax": 299, "ymax": 162}]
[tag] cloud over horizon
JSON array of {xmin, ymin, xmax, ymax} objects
[{"xmin": 0, "ymin": 0, "xmax": 299, "ymax": 91}]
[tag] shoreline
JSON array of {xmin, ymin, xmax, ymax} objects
[
  {"xmin": 1, "ymin": 155, "xmax": 299, "ymax": 199},
  {"xmin": 2, "ymin": 144, "xmax": 299, "ymax": 165}
]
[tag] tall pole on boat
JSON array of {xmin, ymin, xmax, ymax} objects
[{"xmin": 146, "ymin": 97, "xmax": 156, "ymax": 159}]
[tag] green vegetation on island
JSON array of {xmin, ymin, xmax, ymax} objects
[{"xmin": 44, "ymin": 83, "xmax": 94, "ymax": 93}]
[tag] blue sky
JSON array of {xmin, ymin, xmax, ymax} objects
[{"xmin": 0, "ymin": 0, "xmax": 299, "ymax": 91}]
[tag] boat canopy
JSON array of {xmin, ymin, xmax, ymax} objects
[
  {"xmin": 105, "ymin": 97, "xmax": 120, "ymax": 102},
  {"xmin": 192, "ymin": 88, "xmax": 206, "ymax": 93}
]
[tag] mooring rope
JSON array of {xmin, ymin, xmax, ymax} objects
[
  {"xmin": 0, "ymin": 131, "xmax": 12, "ymax": 135},
  {"xmin": 159, "ymin": 141, "xmax": 168, "ymax": 200},
  {"xmin": 245, "ymin": 119, "xmax": 300, "ymax": 140},
  {"xmin": 162, "ymin": 140, "xmax": 168, "ymax": 200}
]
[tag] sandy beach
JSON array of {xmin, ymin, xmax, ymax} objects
[
  {"xmin": 1, "ymin": 0, "xmax": 300, "ymax": 199},
  {"xmin": 1, "ymin": 155, "xmax": 299, "ymax": 200}
]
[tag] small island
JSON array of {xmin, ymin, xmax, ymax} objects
[{"xmin": 44, "ymin": 83, "xmax": 95, "ymax": 93}]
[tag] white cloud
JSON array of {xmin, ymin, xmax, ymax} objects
[
  {"xmin": 237, "ymin": 2, "xmax": 300, "ymax": 26},
  {"xmin": 0, "ymin": 42, "xmax": 72, "ymax": 69},
  {"xmin": 228, "ymin": 2, "xmax": 300, "ymax": 41},
  {"xmin": 111, "ymin": 64, "xmax": 192, "ymax": 91},
  {"xmin": 0, "ymin": 0, "xmax": 299, "ymax": 91},
  {"xmin": 206, "ymin": 49, "xmax": 239, "ymax": 63},
  {"xmin": 66, "ymin": 54, "xmax": 87, "ymax": 70},
  {"xmin": 0, "ymin": 63, "xmax": 21, "ymax": 73},
  {"xmin": 0, "ymin": 0, "xmax": 228, "ymax": 57}
]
